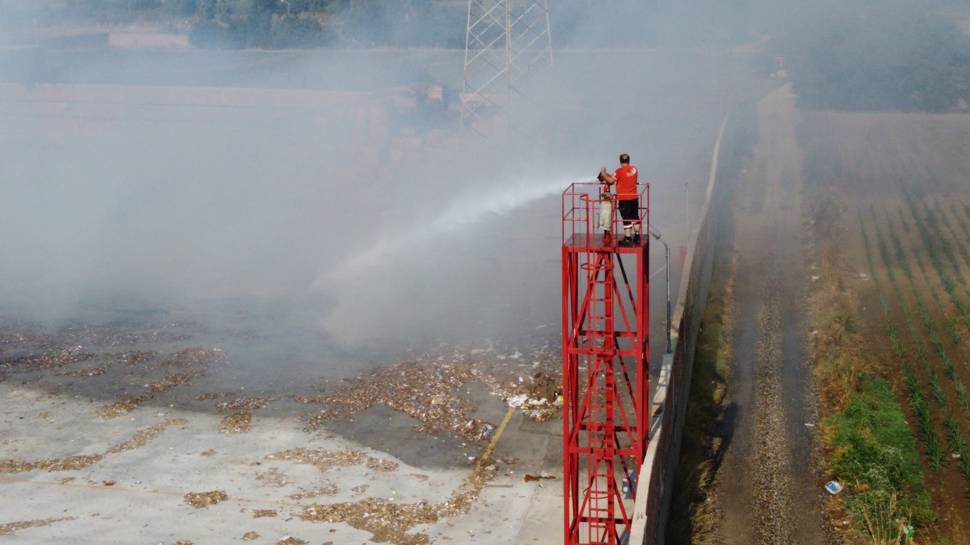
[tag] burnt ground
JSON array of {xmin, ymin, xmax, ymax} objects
[{"xmin": 709, "ymin": 86, "xmax": 833, "ymax": 545}]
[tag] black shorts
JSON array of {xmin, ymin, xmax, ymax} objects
[{"xmin": 618, "ymin": 199, "xmax": 640, "ymax": 225}]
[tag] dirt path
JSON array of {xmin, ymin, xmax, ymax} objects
[{"xmin": 712, "ymin": 85, "xmax": 831, "ymax": 545}]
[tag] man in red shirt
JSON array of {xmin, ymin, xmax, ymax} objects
[{"xmin": 600, "ymin": 153, "xmax": 640, "ymax": 246}]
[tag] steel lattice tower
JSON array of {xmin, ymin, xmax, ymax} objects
[
  {"xmin": 461, "ymin": 0, "xmax": 553, "ymax": 129},
  {"xmin": 561, "ymin": 183, "xmax": 650, "ymax": 545}
]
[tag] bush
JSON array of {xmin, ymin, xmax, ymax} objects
[{"xmin": 827, "ymin": 376, "xmax": 935, "ymax": 526}]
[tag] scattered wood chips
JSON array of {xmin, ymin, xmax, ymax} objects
[
  {"xmin": 287, "ymin": 483, "xmax": 339, "ymax": 500},
  {"xmin": 219, "ymin": 412, "xmax": 252, "ymax": 434},
  {"xmin": 112, "ymin": 350, "xmax": 157, "ymax": 366},
  {"xmin": 299, "ymin": 462, "xmax": 496, "ymax": 545},
  {"xmin": 266, "ymin": 448, "xmax": 399, "ymax": 475},
  {"xmin": 217, "ymin": 397, "xmax": 274, "ymax": 411},
  {"xmin": 366, "ymin": 457, "xmax": 400, "ymax": 472},
  {"xmin": 97, "ymin": 373, "xmax": 194, "ymax": 418},
  {"xmin": 266, "ymin": 448, "xmax": 364, "ymax": 472},
  {"xmin": 106, "ymin": 418, "xmax": 188, "ymax": 454},
  {"xmin": 183, "ymin": 490, "xmax": 228, "ymax": 509},
  {"xmin": 163, "ymin": 347, "xmax": 226, "ymax": 368},
  {"xmin": 297, "ymin": 362, "xmax": 493, "ymax": 441},
  {"xmin": 59, "ymin": 367, "xmax": 106, "ymax": 377},
  {"xmin": 1, "ymin": 347, "xmax": 95, "ymax": 371},
  {"xmin": 0, "ymin": 517, "xmax": 75, "ymax": 536},
  {"xmin": 0, "ymin": 418, "xmax": 186, "ymax": 473},
  {"xmin": 255, "ymin": 467, "xmax": 288, "ymax": 488}
]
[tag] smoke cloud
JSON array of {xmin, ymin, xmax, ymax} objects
[{"xmin": 0, "ymin": 1, "xmax": 759, "ymax": 358}]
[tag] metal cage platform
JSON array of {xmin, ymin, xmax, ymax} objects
[{"xmin": 561, "ymin": 182, "xmax": 650, "ymax": 545}]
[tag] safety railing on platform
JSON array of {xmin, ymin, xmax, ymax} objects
[{"xmin": 561, "ymin": 182, "xmax": 650, "ymax": 250}]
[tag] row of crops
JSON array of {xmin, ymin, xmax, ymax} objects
[{"xmin": 858, "ymin": 192, "xmax": 970, "ymax": 498}]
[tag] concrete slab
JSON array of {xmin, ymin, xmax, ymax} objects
[{"xmin": 0, "ymin": 320, "xmax": 567, "ymax": 545}]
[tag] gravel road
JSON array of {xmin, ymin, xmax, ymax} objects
[{"xmin": 712, "ymin": 85, "xmax": 832, "ymax": 545}]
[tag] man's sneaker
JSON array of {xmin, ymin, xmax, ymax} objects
[
  {"xmin": 619, "ymin": 237, "xmax": 633, "ymax": 247},
  {"xmin": 633, "ymin": 234, "xmax": 641, "ymax": 245}
]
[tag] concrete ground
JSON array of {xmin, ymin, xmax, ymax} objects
[{"xmin": 0, "ymin": 320, "xmax": 566, "ymax": 545}]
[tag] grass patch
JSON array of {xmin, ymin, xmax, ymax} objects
[{"xmin": 827, "ymin": 376, "xmax": 935, "ymax": 527}]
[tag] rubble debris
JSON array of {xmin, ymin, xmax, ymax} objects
[
  {"xmin": 267, "ymin": 449, "xmax": 365, "ymax": 472},
  {"xmin": 97, "ymin": 398, "xmax": 141, "ymax": 419},
  {"xmin": 97, "ymin": 373, "xmax": 194, "ymax": 418},
  {"xmin": 287, "ymin": 483, "xmax": 339, "ymax": 500},
  {"xmin": 495, "ymin": 372, "xmax": 561, "ymax": 421},
  {"xmin": 0, "ymin": 453, "xmax": 105, "ymax": 473},
  {"xmin": 219, "ymin": 412, "xmax": 252, "ymax": 434},
  {"xmin": 302, "ymin": 499, "xmax": 436, "ymax": 545},
  {"xmin": 184, "ymin": 490, "xmax": 228, "ymax": 508},
  {"xmin": 26, "ymin": 324, "xmax": 191, "ymax": 347},
  {"xmin": 197, "ymin": 393, "xmax": 225, "ymax": 401},
  {"xmin": 253, "ymin": 509, "xmax": 278, "ymax": 518},
  {"xmin": 199, "ymin": 449, "xmax": 217, "ymax": 457},
  {"xmin": 366, "ymin": 457, "xmax": 400, "ymax": 472},
  {"xmin": 299, "ymin": 361, "xmax": 493, "ymax": 441},
  {"xmin": 523, "ymin": 473, "xmax": 556, "ymax": 482},
  {"xmin": 173, "ymin": 541, "xmax": 193, "ymax": 545},
  {"xmin": 292, "ymin": 393, "xmax": 327, "ymax": 405},
  {"xmin": 112, "ymin": 350, "xmax": 157, "ymax": 366},
  {"xmin": 217, "ymin": 397, "xmax": 274, "ymax": 411},
  {"xmin": 255, "ymin": 468, "xmax": 289, "ymax": 488},
  {"xmin": 106, "ymin": 418, "xmax": 187, "ymax": 454},
  {"xmin": 277, "ymin": 537, "xmax": 307, "ymax": 545},
  {"xmin": 268, "ymin": 448, "xmax": 400, "ymax": 476},
  {"xmin": 59, "ymin": 367, "xmax": 106, "ymax": 377},
  {"xmin": 0, "ymin": 454, "xmax": 104, "ymax": 473},
  {"xmin": 0, "ymin": 517, "xmax": 75, "ymax": 536},
  {"xmin": 0, "ymin": 346, "xmax": 95, "ymax": 372},
  {"xmin": 351, "ymin": 484, "xmax": 369, "ymax": 495},
  {"xmin": 242, "ymin": 531, "xmax": 260, "ymax": 541},
  {"xmin": 0, "ymin": 419, "xmax": 185, "ymax": 473},
  {"xmin": 163, "ymin": 347, "xmax": 226, "ymax": 368},
  {"xmin": 300, "ymin": 463, "xmax": 498, "ymax": 545}
]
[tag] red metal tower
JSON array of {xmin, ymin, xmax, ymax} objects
[{"xmin": 561, "ymin": 183, "xmax": 650, "ymax": 545}]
